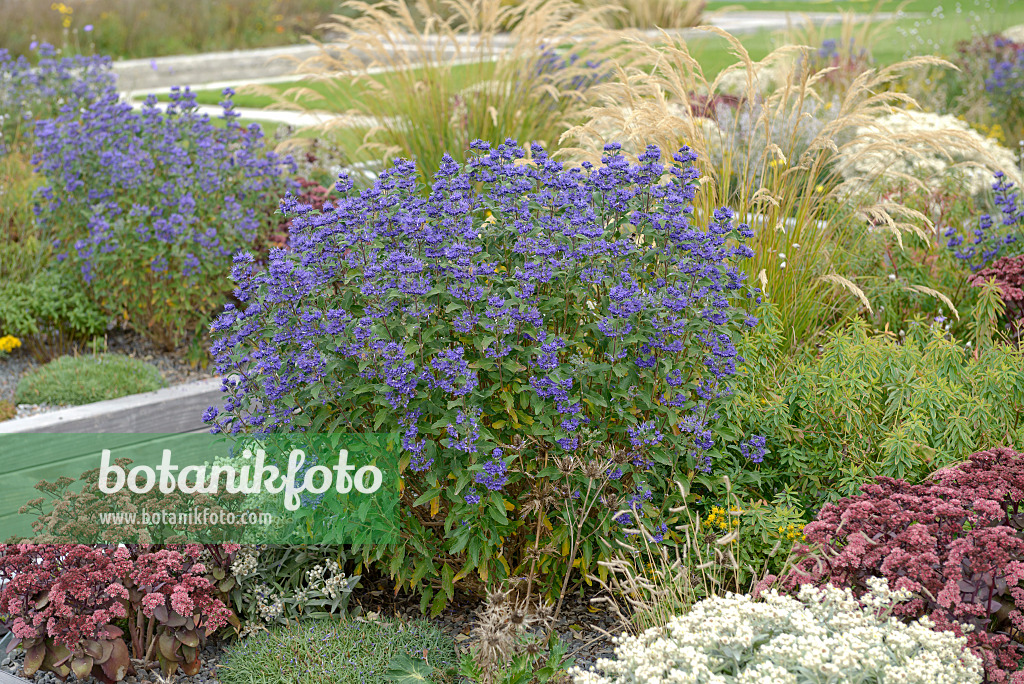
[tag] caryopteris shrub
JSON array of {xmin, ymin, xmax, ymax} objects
[
  {"xmin": 32, "ymin": 86, "xmax": 295, "ymax": 350},
  {"xmin": 779, "ymin": 446, "xmax": 1024, "ymax": 682},
  {"xmin": 206, "ymin": 140, "xmax": 762, "ymax": 612},
  {"xmin": 0, "ymin": 43, "xmax": 114, "ymax": 154}
]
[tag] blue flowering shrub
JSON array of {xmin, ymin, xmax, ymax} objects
[
  {"xmin": 0, "ymin": 43, "xmax": 114, "ymax": 154},
  {"xmin": 206, "ymin": 140, "xmax": 760, "ymax": 611},
  {"xmin": 944, "ymin": 171, "xmax": 1024, "ymax": 272},
  {"xmin": 31, "ymin": 86, "xmax": 296, "ymax": 350}
]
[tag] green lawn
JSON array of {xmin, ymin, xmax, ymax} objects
[
  {"xmin": 169, "ymin": 0, "xmax": 1020, "ymax": 165},
  {"xmin": 160, "ymin": 60, "xmax": 494, "ymax": 110},
  {"xmin": 696, "ymin": 0, "xmax": 1021, "ymax": 76}
]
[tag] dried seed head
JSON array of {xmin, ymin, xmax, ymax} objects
[{"xmin": 582, "ymin": 458, "xmax": 607, "ymax": 480}]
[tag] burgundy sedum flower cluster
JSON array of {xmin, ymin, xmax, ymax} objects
[
  {"xmin": 780, "ymin": 446, "xmax": 1024, "ymax": 683},
  {"xmin": 0, "ymin": 544, "xmax": 236, "ymax": 682}
]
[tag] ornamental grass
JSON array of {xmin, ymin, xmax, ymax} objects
[{"xmin": 250, "ymin": 0, "xmax": 622, "ymax": 183}]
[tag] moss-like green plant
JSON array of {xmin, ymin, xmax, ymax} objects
[
  {"xmin": 218, "ymin": 619, "xmax": 459, "ymax": 684},
  {"xmin": 14, "ymin": 353, "xmax": 166, "ymax": 406}
]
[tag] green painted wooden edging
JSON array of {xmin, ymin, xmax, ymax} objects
[{"xmin": 0, "ymin": 432, "xmax": 228, "ymax": 540}]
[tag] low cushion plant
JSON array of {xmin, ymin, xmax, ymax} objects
[
  {"xmin": 14, "ymin": 353, "xmax": 166, "ymax": 405},
  {"xmin": 217, "ymin": 618, "xmax": 459, "ymax": 684},
  {"xmin": 205, "ymin": 140, "xmax": 762, "ymax": 612},
  {"xmin": 571, "ymin": 578, "xmax": 983, "ymax": 684},
  {"xmin": 779, "ymin": 446, "xmax": 1024, "ymax": 682}
]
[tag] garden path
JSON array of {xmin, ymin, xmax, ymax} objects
[{"xmin": 116, "ymin": 9, "xmax": 904, "ymax": 129}]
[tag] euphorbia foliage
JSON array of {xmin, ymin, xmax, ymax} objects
[
  {"xmin": 0, "ymin": 544, "xmax": 236, "ymax": 682},
  {"xmin": 206, "ymin": 140, "xmax": 761, "ymax": 611},
  {"xmin": 781, "ymin": 446, "xmax": 1024, "ymax": 683}
]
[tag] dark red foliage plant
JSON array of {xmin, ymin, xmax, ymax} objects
[
  {"xmin": 970, "ymin": 255, "xmax": 1024, "ymax": 339},
  {"xmin": 0, "ymin": 544, "xmax": 238, "ymax": 682},
  {"xmin": 777, "ymin": 446, "xmax": 1024, "ymax": 683}
]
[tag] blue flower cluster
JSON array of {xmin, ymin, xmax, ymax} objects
[
  {"xmin": 535, "ymin": 46, "xmax": 609, "ymax": 93},
  {"xmin": 944, "ymin": 171, "xmax": 1023, "ymax": 271},
  {"xmin": 206, "ymin": 138, "xmax": 760, "ymax": 554},
  {"xmin": 0, "ymin": 43, "xmax": 114, "ymax": 153},
  {"xmin": 985, "ymin": 37, "xmax": 1024, "ymax": 94},
  {"xmin": 31, "ymin": 85, "xmax": 296, "ymax": 347}
]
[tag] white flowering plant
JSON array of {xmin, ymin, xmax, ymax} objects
[
  {"xmin": 571, "ymin": 578, "xmax": 983, "ymax": 684},
  {"xmin": 228, "ymin": 545, "xmax": 359, "ymax": 637},
  {"xmin": 838, "ymin": 109, "xmax": 1023, "ymax": 203}
]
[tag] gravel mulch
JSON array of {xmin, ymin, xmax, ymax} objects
[
  {"xmin": 351, "ymin": 579, "xmax": 619, "ymax": 672},
  {"xmin": 0, "ymin": 328, "xmax": 214, "ymax": 421}
]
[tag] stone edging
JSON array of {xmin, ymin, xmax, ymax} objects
[{"xmin": 0, "ymin": 378, "xmax": 223, "ymax": 434}]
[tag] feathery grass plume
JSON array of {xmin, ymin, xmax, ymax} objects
[
  {"xmin": 256, "ymin": 0, "xmax": 619, "ymax": 182},
  {"xmin": 588, "ymin": 478, "xmax": 791, "ymax": 635},
  {"xmin": 583, "ymin": 0, "xmax": 705, "ymax": 31},
  {"xmin": 561, "ymin": 26, "xmax": 1002, "ymax": 350}
]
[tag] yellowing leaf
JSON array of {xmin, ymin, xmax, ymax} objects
[{"xmin": 430, "ymin": 496, "xmax": 440, "ymax": 518}]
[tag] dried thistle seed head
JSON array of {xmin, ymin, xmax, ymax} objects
[
  {"xmin": 582, "ymin": 458, "xmax": 608, "ymax": 480},
  {"xmin": 611, "ymin": 447, "xmax": 631, "ymax": 464},
  {"xmin": 556, "ymin": 455, "xmax": 577, "ymax": 476},
  {"xmin": 524, "ymin": 639, "xmax": 543, "ymax": 655}
]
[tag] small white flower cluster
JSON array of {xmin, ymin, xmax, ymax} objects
[
  {"xmin": 838, "ymin": 109, "xmax": 1023, "ymax": 200},
  {"xmin": 306, "ymin": 561, "xmax": 349, "ymax": 601},
  {"xmin": 571, "ymin": 578, "xmax": 983, "ymax": 684},
  {"xmin": 230, "ymin": 546, "xmax": 259, "ymax": 578},
  {"xmin": 254, "ymin": 584, "xmax": 286, "ymax": 622}
]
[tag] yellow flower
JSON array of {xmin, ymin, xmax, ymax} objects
[{"xmin": 0, "ymin": 335, "xmax": 22, "ymax": 354}]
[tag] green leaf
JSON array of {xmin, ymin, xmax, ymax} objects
[{"xmin": 385, "ymin": 654, "xmax": 433, "ymax": 684}]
